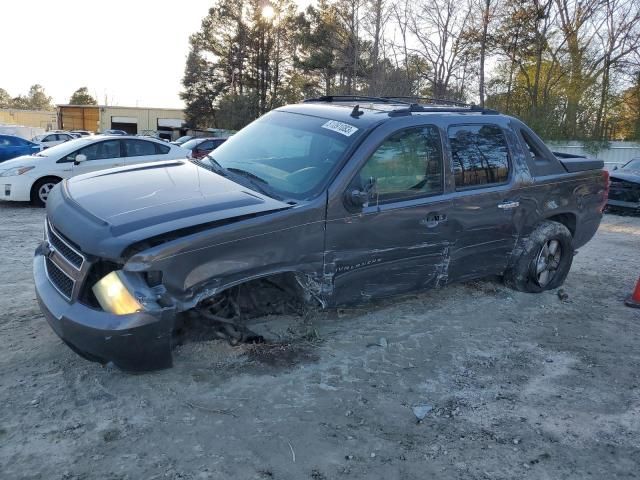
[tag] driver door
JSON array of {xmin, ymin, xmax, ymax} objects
[{"xmin": 325, "ymin": 125, "xmax": 454, "ymax": 305}]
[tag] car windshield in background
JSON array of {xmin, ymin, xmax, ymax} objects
[
  {"xmin": 623, "ymin": 159, "xmax": 640, "ymax": 170},
  {"xmin": 181, "ymin": 139, "xmax": 203, "ymax": 150},
  {"xmin": 197, "ymin": 111, "xmax": 362, "ymax": 200}
]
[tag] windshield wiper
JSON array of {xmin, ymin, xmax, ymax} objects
[
  {"xmin": 201, "ymin": 155, "xmax": 227, "ymax": 175},
  {"xmin": 226, "ymin": 167, "xmax": 282, "ymax": 199},
  {"xmin": 226, "ymin": 168, "xmax": 269, "ymax": 185}
]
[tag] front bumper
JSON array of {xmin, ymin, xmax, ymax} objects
[
  {"xmin": 34, "ymin": 252, "xmax": 176, "ymax": 371},
  {"xmin": 0, "ymin": 175, "xmax": 32, "ymax": 202},
  {"xmin": 607, "ymin": 198, "xmax": 640, "ymax": 210}
]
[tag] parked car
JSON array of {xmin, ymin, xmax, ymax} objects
[
  {"xmin": 170, "ymin": 135, "xmax": 193, "ymax": 146},
  {"xmin": 32, "ymin": 132, "xmax": 75, "ymax": 149},
  {"xmin": 0, "ymin": 135, "xmax": 189, "ymax": 207},
  {"xmin": 607, "ymin": 158, "xmax": 640, "ymax": 212},
  {"xmin": 34, "ymin": 97, "xmax": 608, "ymax": 370},
  {"xmin": 101, "ymin": 129, "xmax": 127, "ymax": 136},
  {"xmin": 71, "ymin": 130, "xmax": 92, "ymax": 137},
  {"xmin": 0, "ymin": 134, "xmax": 42, "ymax": 162},
  {"xmin": 182, "ymin": 137, "xmax": 228, "ymax": 159}
]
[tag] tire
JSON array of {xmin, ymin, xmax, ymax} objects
[
  {"xmin": 30, "ymin": 177, "xmax": 61, "ymax": 208},
  {"xmin": 504, "ymin": 220, "xmax": 574, "ymax": 293}
]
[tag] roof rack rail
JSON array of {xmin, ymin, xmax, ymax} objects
[
  {"xmin": 303, "ymin": 95, "xmax": 412, "ymax": 105},
  {"xmin": 381, "ymin": 96, "xmax": 470, "ymax": 107},
  {"xmin": 388, "ymin": 104, "xmax": 500, "ymax": 116},
  {"xmin": 302, "ymin": 95, "xmax": 500, "ymax": 115}
]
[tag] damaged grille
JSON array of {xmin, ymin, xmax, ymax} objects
[
  {"xmin": 44, "ymin": 257, "xmax": 75, "ymax": 300},
  {"xmin": 610, "ymin": 179, "xmax": 640, "ymax": 195},
  {"xmin": 46, "ymin": 221, "xmax": 84, "ymax": 269}
]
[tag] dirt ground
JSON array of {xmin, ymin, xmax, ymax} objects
[{"xmin": 0, "ymin": 201, "xmax": 639, "ymax": 480}]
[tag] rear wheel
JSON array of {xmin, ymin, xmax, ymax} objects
[
  {"xmin": 31, "ymin": 177, "xmax": 61, "ymax": 207},
  {"xmin": 504, "ymin": 220, "xmax": 573, "ymax": 293}
]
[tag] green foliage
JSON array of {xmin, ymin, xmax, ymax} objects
[
  {"xmin": 0, "ymin": 84, "xmax": 54, "ymax": 111},
  {"xmin": 215, "ymin": 93, "xmax": 259, "ymax": 130},
  {"xmin": 69, "ymin": 87, "xmax": 97, "ymax": 105},
  {"xmin": 582, "ymin": 140, "xmax": 611, "ymax": 156},
  {"xmin": 181, "ymin": 0, "xmax": 640, "ymax": 140},
  {"xmin": 0, "ymin": 88, "xmax": 11, "ymax": 108}
]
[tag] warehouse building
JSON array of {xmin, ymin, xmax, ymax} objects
[
  {"xmin": 57, "ymin": 105, "xmax": 185, "ymax": 139},
  {"xmin": 0, "ymin": 108, "xmax": 57, "ymax": 131}
]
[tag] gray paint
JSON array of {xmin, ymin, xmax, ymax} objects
[{"xmin": 37, "ymin": 103, "xmax": 608, "ymax": 369}]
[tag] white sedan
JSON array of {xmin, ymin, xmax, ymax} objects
[
  {"xmin": 32, "ymin": 132, "xmax": 75, "ymax": 149},
  {"xmin": 0, "ymin": 135, "xmax": 189, "ymax": 206}
]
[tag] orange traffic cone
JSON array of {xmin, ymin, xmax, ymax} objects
[{"xmin": 626, "ymin": 277, "xmax": 640, "ymax": 309}]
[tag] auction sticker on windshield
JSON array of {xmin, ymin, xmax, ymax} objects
[{"xmin": 321, "ymin": 120, "xmax": 359, "ymax": 137}]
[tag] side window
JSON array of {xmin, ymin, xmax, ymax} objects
[
  {"xmin": 359, "ymin": 125, "xmax": 443, "ymax": 202},
  {"xmin": 155, "ymin": 142, "xmax": 170, "ymax": 154},
  {"xmin": 123, "ymin": 139, "xmax": 157, "ymax": 157},
  {"xmin": 197, "ymin": 140, "xmax": 215, "ymax": 150},
  {"xmin": 64, "ymin": 140, "xmax": 121, "ymax": 162},
  {"xmin": 44, "ymin": 135, "xmax": 56, "ymax": 142},
  {"xmin": 449, "ymin": 124, "xmax": 510, "ymax": 189}
]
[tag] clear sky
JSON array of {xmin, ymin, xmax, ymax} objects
[{"xmin": 2, "ymin": 0, "xmax": 312, "ymax": 109}]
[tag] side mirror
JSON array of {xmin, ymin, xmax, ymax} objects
[
  {"xmin": 74, "ymin": 154, "xmax": 87, "ymax": 164},
  {"xmin": 346, "ymin": 176, "xmax": 377, "ymax": 209}
]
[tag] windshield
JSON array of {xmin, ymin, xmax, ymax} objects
[
  {"xmin": 181, "ymin": 139, "xmax": 204, "ymax": 150},
  {"xmin": 33, "ymin": 137, "xmax": 92, "ymax": 157},
  {"xmin": 623, "ymin": 159, "xmax": 640, "ymax": 170},
  {"xmin": 174, "ymin": 136, "xmax": 192, "ymax": 144},
  {"xmin": 197, "ymin": 111, "xmax": 362, "ymax": 200}
]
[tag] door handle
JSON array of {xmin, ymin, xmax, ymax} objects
[
  {"xmin": 422, "ymin": 213, "xmax": 447, "ymax": 228},
  {"xmin": 498, "ymin": 201, "xmax": 520, "ymax": 209}
]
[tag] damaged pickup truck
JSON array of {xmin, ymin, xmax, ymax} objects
[{"xmin": 34, "ymin": 96, "xmax": 609, "ymax": 370}]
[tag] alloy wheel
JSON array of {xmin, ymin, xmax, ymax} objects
[
  {"xmin": 38, "ymin": 183, "xmax": 56, "ymax": 204},
  {"xmin": 534, "ymin": 239, "xmax": 562, "ymax": 287}
]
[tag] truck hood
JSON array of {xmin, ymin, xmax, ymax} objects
[
  {"xmin": 610, "ymin": 170, "xmax": 640, "ymax": 183},
  {"xmin": 47, "ymin": 160, "xmax": 291, "ymax": 260}
]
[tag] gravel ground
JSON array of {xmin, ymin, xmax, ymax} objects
[{"xmin": 0, "ymin": 201, "xmax": 639, "ymax": 480}]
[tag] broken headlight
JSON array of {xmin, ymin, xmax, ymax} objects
[{"xmin": 92, "ymin": 270, "xmax": 143, "ymax": 315}]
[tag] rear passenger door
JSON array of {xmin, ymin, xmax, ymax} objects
[
  {"xmin": 325, "ymin": 124, "xmax": 454, "ymax": 304},
  {"xmin": 446, "ymin": 124, "xmax": 520, "ymax": 281},
  {"xmin": 122, "ymin": 139, "xmax": 161, "ymax": 165}
]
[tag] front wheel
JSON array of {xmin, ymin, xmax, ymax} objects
[
  {"xmin": 31, "ymin": 177, "xmax": 60, "ymax": 207},
  {"xmin": 504, "ymin": 221, "xmax": 574, "ymax": 293}
]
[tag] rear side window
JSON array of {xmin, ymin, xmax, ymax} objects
[
  {"xmin": 449, "ymin": 124, "xmax": 510, "ymax": 189},
  {"xmin": 359, "ymin": 125, "xmax": 443, "ymax": 202},
  {"xmin": 155, "ymin": 142, "xmax": 170, "ymax": 154},
  {"xmin": 123, "ymin": 139, "xmax": 156, "ymax": 157}
]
